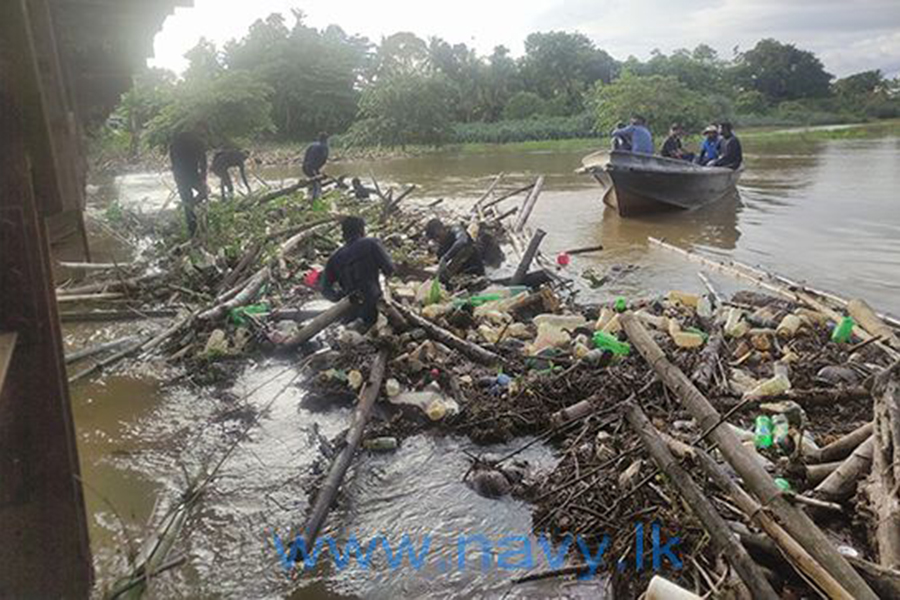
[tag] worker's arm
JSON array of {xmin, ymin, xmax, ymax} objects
[
  {"xmin": 320, "ymin": 256, "xmax": 343, "ymax": 301},
  {"xmin": 373, "ymin": 240, "xmax": 395, "ymax": 278},
  {"xmin": 611, "ymin": 124, "xmax": 633, "ymax": 138},
  {"xmin": 437, "ymin": 229, "xmax": 469, "ymax": 276}
]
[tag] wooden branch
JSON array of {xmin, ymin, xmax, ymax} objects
[
  {"xmin": 472, "ymin": 173, "xmax": 504, "ymax": 213},
  {"xmin": 510, "ymin": 229, "xmax": 546, "ymax": 286},
  {"xmin": 691, "ymin": 331, "xmax": 724, "ymax": 391},
  {"xmin": 624, "ymin": 401, "xmax": 778, "ymax": 599},
  {"xmin": 563, "ymin": 244, "xmax": 604, "ymax": 256},
  {"xmin": 280, "ymin": 297, "xmax": 357, "ymax": 349},
  {"xmin": 867, "ymin": 362, "xmax": 900, "ymax": 568},
  {"xmin": 813, "ymin": 436, "xmax": 874, "ymax": 501},
  {"xmin": 666, "ymin": 438, "xmax": 855, "ymax": 599},
  {"xmin": 391, "ymin": 301, "xmax": 501, "ymax": 366},
  {"xmin": 850, "ymin": 299, "xmax": 900, "ymax": 349},
  {"xmin": 619, "ymin": 312, "xmax": 878, "ymax": 599},
  {"xmin": 513, "ymin": 176, "xmax": 545, "ymax": 232},
  {"xmin": 198, "ymin": 268, "xmax": 269, "ymax": 322},
  {"xmin": 806, "ymin": 422, "xmax": 873, "ymax": 464},
  {"xmin": 65, "ymin": 336, "xmax": 140, "ymax": 365},
  {"xmin": 303, "ymin": 348, "xmax": 390, "ymax": 549},
  {"xmin": 481, "ymin": 182, "xmax": 534, "ymax": 213}
]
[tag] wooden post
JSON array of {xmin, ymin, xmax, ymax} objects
[
  {"xmin": 511, "ymin": 228, "xmax": 546, "ymax": 286},
  {"xmin": 623, "ymin": 402, "xmax": 778, "ymax": 599},
  {"xmin": 513, "ymin": 176, "xmax": 544, "ymax": 232},
  {"xmin": 619, "ymin": 312, "xmax": 878, "ymax": 599},
  {"xmin": 303, "ymin": 348, "xmax": 389, "ymax": 548}
]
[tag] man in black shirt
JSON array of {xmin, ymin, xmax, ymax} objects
[
  {"xmin": 211, "ymin": 148, "xmax": 251, "ymax": 200},
  {"xmin": 710, "ymin": 122, "xmax": 743, "ymax": 170},
  {"xmin": 169, "ymin": 125, "xmax": 209, "ymax": 236},
  {"xmin": 425, "ymin": 218, "xmax": 485, "ymax": 282},
  {"xmin": 321, "ymin": 216, "xmax": 394, "ymax": 327},
  {"xmin": 660, "ymin": 123, "xmax": 694, "ymax": 161},
  {"xmin": 302, "ymin": 132, "xmax": 329, "ymax": 200}
]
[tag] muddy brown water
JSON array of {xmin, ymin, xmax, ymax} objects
[{"xmin": 65, "ymin": 135, "xmax": 899, "ymax": 598}]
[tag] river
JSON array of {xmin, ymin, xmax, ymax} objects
[{"xmin": 66, "ymin": 134, "xmax": 900, "ymax": 598}]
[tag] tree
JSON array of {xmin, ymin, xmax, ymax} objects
[
  {"xmin": 347, "ymin": 72, "xmax": 452, "ymax": 148},
  {"xmin": 115, "ymin": 67, "xmax": 176, "ymax": 158},
  {"xmin": 502, "ymin": 91, "xmax": 547, "ymax": 120},
  {"xmin": 625, "ymin": 46, "xmax": 726, "ymax": 91},
  {"xmin": 144, "ymin": 70, "xmax": 274, "ymax": 149},
  {"xmin": 183, "ymin": 38, "xmax": 224, "ymax": 82},
  {"xmin": 733, "ymin": 39, "xmax": 832, "ymax": 102},
  {"xmin": 591, "ymin": 74, "xmax": 714, "ymax": 137},
  {"xmin": 521, "ymin": 31, "xmax": 617, "ymax": 114}
]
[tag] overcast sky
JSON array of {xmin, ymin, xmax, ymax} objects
[{"xmin": 150, "ymin": 0, "xmax": 900, "ymax": 78}]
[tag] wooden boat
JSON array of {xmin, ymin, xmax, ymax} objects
[{"xmin": 578, "ymin": 150, "xmax": 743, "ymax": 217}]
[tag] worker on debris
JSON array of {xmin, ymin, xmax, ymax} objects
[
  {"xmin": 302, "ymin": 132, "xmax": 329, "ymax": 200},
  {"xmin": 696, "ymin": 125, "xmax": 720, "ymax": 165},
  {"xmin": 660, "ymin": 123, "xmax": 694, "ymax": 161},
  {"xmin": 321, "ymin": 216, "xmax": 395, "ymax": 329},
  {"xmin": 351, "ymin": 177, "xmax": 377, "ymax": 200},
  {"xmin": 211, "ymin": 148, "xmax": 251, "ymax": 200},
  {"xmin": 611, "ymin": 115, "xmax": 653, "ymax": 155},
  {"xmin": 168, "ymin": 123, "xmax": 209, "ymax": 236},
  {"xmin": 425, "ymin": 218, "xmax": 485, "ymax": 281},
  {"xmin": 710, "ymin": 122, "xmax": 743, "ymax": 169}
]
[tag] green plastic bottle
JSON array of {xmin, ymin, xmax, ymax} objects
[
  {"xmin": 831, "ymin": 316, "xmax": 855, "ymax": 343},
  {"xmin": 614, "ymin": 296, "xmax": 627, "ymax": 313},
  {"xmin": 774, "ymin": 477, "xmax": 792, "ymax": 492},
  {"xmin": 754, "ymin": 415, "xmax": 774, "ymax": 449},
  {"xmin": 592, "ymin": 331, "xmax": 631, "ymax": 356}
]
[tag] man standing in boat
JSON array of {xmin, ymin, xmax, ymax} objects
[
  {"xmin": 660, "ymin": 124, "xmax": 694, "ymax": 161},
  {"xmin": 611, "ymin": 115, "xmax": 653, "ymax": 155},
  {"xmin": 710, "ymin": 122, "xmax": 743, "ymax": 169}
]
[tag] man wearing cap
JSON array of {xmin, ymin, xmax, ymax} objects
[{"xmin": 695, "ymin": 125, "xmax": 720, "ymax": 165}]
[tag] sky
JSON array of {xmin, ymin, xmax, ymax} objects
[{"xmin": 150, "ymin": 0, "xmax": 900, "ymax": 78}]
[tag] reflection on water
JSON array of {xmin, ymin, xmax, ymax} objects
[{"xmin": 74, "ymin": 135, "xmax": 900, "ymax": 598}]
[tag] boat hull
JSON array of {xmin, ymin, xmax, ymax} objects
[{"xmin": 588, "ymin": 151, "xmax": 742, "ymax": 218}]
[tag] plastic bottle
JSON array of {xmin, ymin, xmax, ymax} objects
[
  {"xmin": 831, "ymin": 316, "xmax": 855, "ymax": 343},
  {"xmin": 592, "ymin": 331, "xmax": 631, "ymax": 356},
  {"xmin": 364, "ymin": 437, "xmax": 398, "ymax": 451},
  {"xmin": 774, "ymin": 478, "xmax": 792, "ymax": 493},
  {"xmin": 724, "ymin": 308, "xmax": 749, "ymax": 338},
  {"xmin": 668, "ymin": 319, "xmax": 704, "ymax": 349},
  {"xmin": 744, "ymin": 373, "xmax": 791, "ymax": 400},
  {"xmin": 776, "ymin": 314, "xmax": 803, "ymax": 338},
  {"xmin": 772, "ymin": 414, "xmax": 791, "ymax": 452},
  {"xmin": 696, "ymin": 296, "xmax": 713, "ymax": 319},
  {"xmin": 614, "ymin": 296, "xmax": 628, "ymax": 313},
  {"xmin": 385, "ymin": 378, "xmax": 401, "ymax": 397},
  {"xmin": 666, "ymin": 290, "xmax": 700, "ymax": 308},
  {"xmin": 755, "ymin": 415, "xmax": 774, "ymax": 448}
]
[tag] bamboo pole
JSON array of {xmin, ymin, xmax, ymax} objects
[
  {"xmin": 198, "ymin": 268, "xmax": 269, "ymax": 322},
  {"xmin": 281, "ymin": 297, "xmax": 357, "ymax": 349},
  {"xmin": 620, "ymin": 312, "xmax": 878, "ymax": 599},
  {"xmin": 814, "ymin": 436, "xmax": 874, "ymax": 501},
  {"xmin": 472, "ymin": 172, "xmax": 504, "ymax": 214},
  {"xmin": 510, "ymin": 229, "xmax": 546, "ymax": 286},
  {"xmin": 623, "ymin": 401, "xmax": 779, "ymax": 599},
  {"xmin": 65, "ymin": 336, "xmax": 140, "ymax": 365},
  {"xmin": 303, "ymin": 348, "xmax": 390, "ymax": 549},
  {"xmin": 481, "ymin": 182, "xmax": 534, "ymax": 213},
  {"xmin": 390, "ymin": 301, "xmax": 501, "ymax": 366},
  {"xmin": 513, "ymin": 176, "xmax": 544, "ymax": 232},
  {"xmin": 806, "ymin": 422, "xmax": 873, "ymax": 464}
]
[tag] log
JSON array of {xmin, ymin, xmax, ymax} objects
[
  {"xmin": 68, "ymin": 337, "xmax": 150, "ymax": 383},
  {"xmin": 624, "ymin": 401, "xmax": 778, "ymax": 599},
  {"xmin": 807, "ymin": 422, "xmax": 873, "ymax": 464},
  {"xmin": 665, "ymin": 438, "xmax": 854, "ymax": 599},
  {"xmin": 65, "ymin": 336, "xmax": 140, "ymax": 365},
  {"xmin": 619, "ymin": 312, "xmax": 878, "ymax": 599},
  {"xmin": 472, "ymin": 172, "xmax": 504, "ymax": 214},
  {"xmin": 513, "ymin": 176, "xmax": 544, "ymax": 232},
  {"xmin": 391, "ymin": 301, "xmax": 501, "ymax": 366},
  {"xmin": 813, "ymin": 436, "xmax": 874, "ymax": 501},
  {"xmin": 867, "ymin": 362, "xmax": 900, "ymax": 568},
  {"xmin": 58, "ymin": 261, "xmax": 134, "ymax": 271},
  {"xmin": 198, "ymin": 268, "xmax": 269, "ymax": 322},
  {"xmin": 691, "ymin": 331, "xmax": 724, "ymax": 391},
  {"xmin": 550, "ymin": 399, "xmax": 594, "ymax": 428},
  {"xmin": 806, "ymin": 461, "xmax": 844, "ymax": 486},
  {"xmin": 281, "ymin": 297, "xmax": 357, "ymax": 350},
  {"xmin": 510, "ymin": 229, "xmax": 546, "ymax": 286},
  {"xmin": 850, "ymin": 299, "xmax": 900, "ymax": 349},
  {"xmin": 563, "ymin": 244, "xmax": 604, "ymax": 256},
  {"xmin": 59, "ymin": 309, "xmax": 178, "ymax": 323},
  {"xmin": 303, "ymin": 348, "xmax": 389, "ymax": 549}
]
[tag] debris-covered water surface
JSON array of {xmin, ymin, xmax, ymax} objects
[{"xmin": 62, "ymin": 169, "xmax": 900, "ymax": 599}]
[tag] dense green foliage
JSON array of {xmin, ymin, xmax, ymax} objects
[{"xmin": 106, "ymin": 13, "xmax": 900, "ymax": 152}]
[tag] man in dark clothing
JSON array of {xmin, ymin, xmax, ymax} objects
[
  {"xmin": 660, "ymin": 123, "xmax": 695, "ymax": 161},
  {"xmin": 169, "ymin": 126, "xmax": 209, "ymax": 236},
  {"xmin": 321, "ymin": 216, "xmax": 394, "ymax": 327},
  {"xmin": 211, "ymin": 148, "xmax": 251, "ymax": 200},
  {"xmin": 710, "ymin": 122, "xmax": 743, "ymax": 169},
  {"xmin": 424, "ymin": 218, "xmax": 485, "ymax": 282},
  {"xmin": 302, "ymin": 132, "xmax": 329, "ymax": 200},
  {"xmin": 351, "ymin": 177, "xmax": 377, "ymax": 200}
]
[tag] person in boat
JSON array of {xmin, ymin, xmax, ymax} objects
[
  {"xmin": 425, "ymin": 218, "xmax": 486, "ymax": 282},
  {"xmin": 611, "ymin": 115, "xmax": 653, "ymax": 155},
  {"xmin": 302, "ymin": 132, "xmax": 329, "ymax": 200},
  {"xmin": 168, "ymin": 122, "xmax": 209, "ymax": 237},
  {"xmin": 351, "ymin": 177, "xmax": 377, "ymax": 200},
  {"xmin": 710, "ymin": 122, "xmax": 743, "ymax": 169},
  {"xmin": 210, "ymin": 148, "xmax": 251, "ymax": 200},
  {"xmin": 611, "ymin": 121, "xmax": 632, "ymax": 151},
  {"xmin": 660, "ymin": 123, "xmax": 694, "ymax": 161},
  {"xmin": 321, "ymin": 216, "xmax": 395, "ymax": 328},
  {"xmin": 696, "ymin": 125, "xmax": 720, "ymax": 165}
]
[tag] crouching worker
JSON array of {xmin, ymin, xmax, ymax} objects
[
  {"xmin": 321, "ymin": 216, "xmax": 394, "ymax": 329},
  {"xmin": 211, "ymin": 148, "xmax": 251, "ymax": 200},
  {"xmin": 424, "ymin": 218, "xmax": 485, "ymax": 283}
]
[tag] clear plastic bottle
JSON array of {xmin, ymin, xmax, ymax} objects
[
  {"xmin": 744, "ymin": 373, "xmax": 791, "ymax": 400},
  {"xmin": 773, "ymin": 414, "xmax": 791, "ymax": 452}
]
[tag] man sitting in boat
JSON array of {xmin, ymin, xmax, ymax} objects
[
  {"xmin": 696, "ymin": 125, "xmax": 720, "ymax": 165},
  {"xmin": 660, "ymin": 123, "xmax": 695, "ymax": 161},
  {"xmin": 709, "ymin": 122, "xmax": 743, "ymax": 169},
  {"xmin": 611, "ymin": 122, "xmax": 632, "ymax": 151},
  {"xmin": 610, "ymin": 115, "xmax": 653, "ymax": 154}
]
